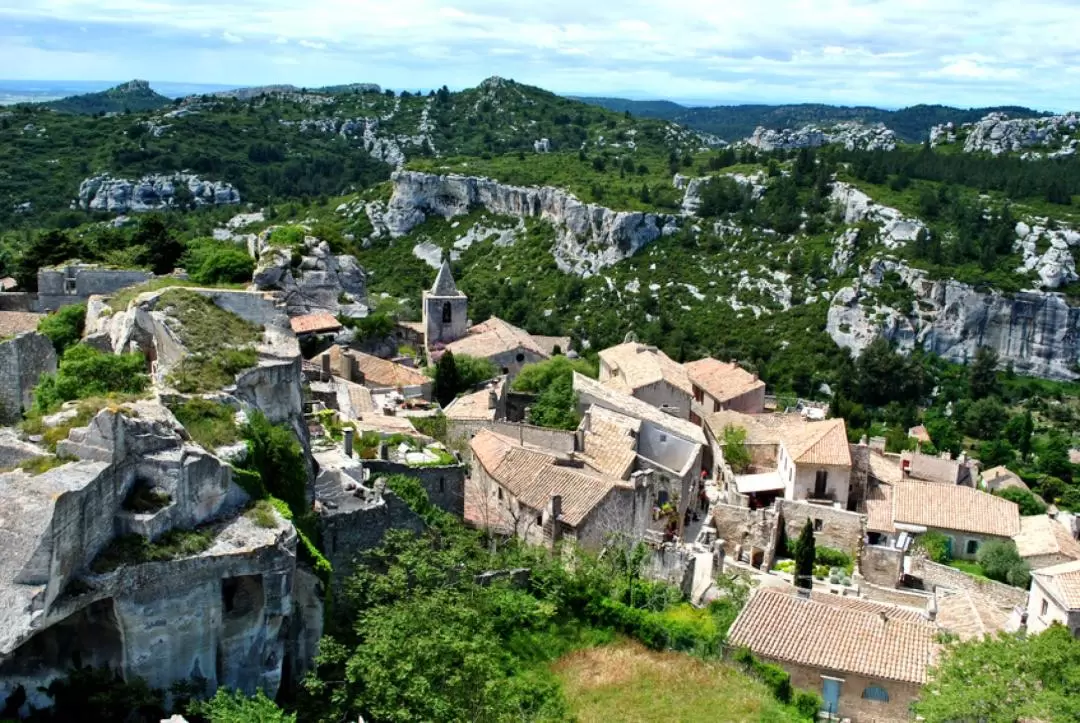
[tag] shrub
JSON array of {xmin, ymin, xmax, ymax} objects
[
  {"xmin": 240, "ymin": 410, "xmax": 307, "ymax": 513},
  {"xmin": 91, "ymin": 529, "xmax": 215, "ymax": 573},
  {"xmin": 994, "ymin": 486, "xmax": 1047, "ymax": 516},
  {"xmin": 184, "ymin": 239, "xmax": 255, "ymax": 285},
  {"xmin": 977, "ymin": 540, "xmax": 1031, "ymax": 588},
  {"xmin": 170, "ymin": 398, "xmax": 239, "ymax": 449},
  {"xmin": 34, "ymin": 345, "xmax": 148, "ymax": 414},
  {"xmin": 723, "ymin": 426, "xmax": 752, "ymax": 474},
  {"xmin": 37, "ymin": 303, "xmax": 86, "ymax": 354},
  {"xmin": 247, "ymin": 499, "xmax": 279, "ymax": 529},
  {"xmin": 916, "ymin": 530, "xmax": 952, "ymax": 563}
]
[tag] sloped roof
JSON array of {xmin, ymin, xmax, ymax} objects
[
  {"xmin": 578, "ymin": 406, "xmax": 640, "ymax": 480},
  {"xmin": 1033, "ymin": 559, "xmax": 1080, "ymax": 610},
  {"xmin": 598, "ymin": 342, "xmax": 692, "ymax": 395},
  {"xmin": 1014, "ymin": 515, "xmax": 1080, "ymax": 564},
  {"xmin": 470, "ymin": 429, "xmax": 620, "ymax": 527},
  {"xmin": 429, "ymin": 259, "xmax": 462, "ymax": 297},
  {"xmin": 289, "ymin": 312, "xmax": 342, "ymax": 335},
  {"xmin": 444, "ymin": 379, "xmax": 503, "ymax": 421},
  {"xmin": 684, "ymin": 357, "xmax": 764, "ymax": 403},
  {"xmin": 892, "ymin": 480, "xmax": 1021, "ymax": 537},
  {"xmin": 982, "ymin": 465, "xmax": 1030, "ymax": 493},
  {"xmin": 444, "ymin": 317, "xmax": 549, "ymax": 360},
  {"xmin": 727, "ymin": 587, "xmax": 937, "ymax": 684},
  {"xmin": 868, "ymin": 451, "xmax": 903, "ymax": 485},
  {"xmin": 865, "ymin": 482, "xmax": 896, "ymax": 534},
  {"xmin": 530, "ymin": 335, "xmax": 572, "ymax": 357},
  {"xmin": 574, "ymin": 372, "xmax": 705, "ymax": 445},
  {"xmin": 908, "ymin": 424, "xmax": 932, "ymax": 444},
  {"xmin": 706, "ymin": 410, "xmax": 851, "ymax": 467},
  {"xmin": 352, "ymin": 351, "xmax": 429, "ymax": 389}
]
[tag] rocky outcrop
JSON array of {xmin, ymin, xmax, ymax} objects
[
  {"xmin": 0, "ymin": 333, "xmax": 56, "ymax": 424},
  {"xmin": 78, "ymin": 173, "xmax": 240, "ymax": 214},
  {"xmin": 674, "ymin": 172, "xmax": 766, "ymax": 215},
  {"xmin": 1015, "ymin": 221, "xmax": 1080, "ymax": 289},
  {"xmin": 369, "ymin": 170, "xmax": 678, "ymax": 275},
  {"xmin": 745, "ymin": 123, "xmax": 896, "ymax": 152},
  {"xmin": 829, "ymin": 182, "xmax": 925, "ymax": 249},
  {"xmin": 827, "ymin": 259, "xmax": 1080, "ymax": 380},
  {"xmin": 930, "ymin": 112, "xmax": 1080, "ymax": 155},
  {"xmin": 250, "ymin": 229, "xmax": 368, "ymax": 318}
]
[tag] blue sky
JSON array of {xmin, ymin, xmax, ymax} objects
[{"xmin": 1, "ymin": 0, "xmax": 1078, "ymax": 110}]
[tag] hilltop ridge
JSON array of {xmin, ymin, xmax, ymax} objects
[{"xmin": 42, "ymin": 79, "xmax": 173, "ymax": 115}]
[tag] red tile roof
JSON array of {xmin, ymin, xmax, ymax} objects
[{"xmin": 290, "ymin": 312, "xmax": 342, "ymax": 335}]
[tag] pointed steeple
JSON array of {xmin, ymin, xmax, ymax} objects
[{"xmin": 431, "ymin": 257, "xmax": 460, "ymax": 296}]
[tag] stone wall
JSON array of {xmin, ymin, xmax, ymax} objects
[
  {"xmin": 0, "ymin": 332, "xmax": 56, "ymax": 423},
  {"xmin": 0, "ymin": 294, "xmax": 37, "ymax": 312},
  {"xmin": 319, "ymin": 492, "xmax": 425, "ymax": 588},
  {"xmin": 504, "ymin": 390, "xmax": 536, "ymax": 422},
  {"xmin": 642, "ymin": 545, "xmax": 697, "ymax": 599},
  {"xmin": 909, "ymin": 557, "xmax": 1028, "ymax": 608},
  {"xmin": 777, "ymin": 500, "xmax": 864, "ymax": 559},
  {"xmin": 38, "ymin": 267, "xmax": 152, "ymax": 312},
  {"xmin": 858, "ymin": 581, "xmax": 932, "ymax": 610},
  {"xmin": 448, "ymin": 418, "xmax": 577, "ymax": 455},
  {"xmin": 780, "ymin": 658, "xmax": 922, "ymax": 723},
  {"xmin": 361, "ymin": 460, "xmax": 466, "ymax": 518},
  {"xmin": 711, "ymin": 503, "xmax": 780, "ymax": 568},
  {"xmin": 859, "ymin": 544, "xmax": 904, "ymax": 587}
]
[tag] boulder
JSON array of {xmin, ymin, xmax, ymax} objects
[{"xmin": 250, "ymin": 229, "xmax": 369, "ymax": 318}]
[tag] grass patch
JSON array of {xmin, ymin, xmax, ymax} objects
[
  {"xmin": 22, "ymin": 394, "xmax": 143, "ymax": 452},
  {"xmin": 0, "ymin": 454, "xmax": 75, "ymax": 475},
  {"xmin": 554, "ymin": 639, "xmax": 805, "ymax": 723},
  {"xmin": 157, "ymin": 289, "xmax": 262, "ymax": 393},
  {"xmin": 947, "ymin": 559, "xmax": 989, "ymax": 579},
  {"xmin": 91, "ymin": 529, "xmax": 215, "ymax": 574},
  {"xmin": 122, "ymin": 484, "xmax": 172, "ymax": 513},
  {"xmin": 170, "ymin": 398, "xmax": 240, "ymax": 449},
  {"xmin": 246, "ymin": 499, "xmax": 279, "ymax": 529},
  {"xmin": 107, "ymin": 277, "xmax": 245, "ymax": 312}
]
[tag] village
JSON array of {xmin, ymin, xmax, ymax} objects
[{"xmin": 0, "ymin": 251, "xmax": 1076, "ymax": 723}]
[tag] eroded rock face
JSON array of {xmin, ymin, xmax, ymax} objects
[
  {"xmin": 675, "ymin": 172, "xmax": 766, "ymax": 215},
  {"xmin": 370, "ymin": 170, "xmax": 678, "ymax": 275},
  {"xmin": 250, "ymin": 230, "xmax": 368, "ymax": 318},
  {"xmin": 930, "ymin": 112, "xmax": 1080, "ymax": 155},
  {"xmin": 1014, "ymin": 221, "xmax": 1080, "ymax": 289},
  {"xmin": 829, "ymin": 182, "xmax": 925, "ymax": 249},
  {"xmin": 78, "ymin": 173, "xmax": 240, "ymax": 213},
  {"xmin": 745, "ymin": 123, "xmax": 896, "ymax": 152},
  {"xmin": 827, "ymin": 259, "xmax": 1080, "ymax": 380}
]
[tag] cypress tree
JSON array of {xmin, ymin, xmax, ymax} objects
[
  {"xmin": 794, "ymin": 518, "xmax": 816, "ymax": 590},
  {"xmin": 433, "ymin": 350, "xmax": 460, "ymax": 407}
]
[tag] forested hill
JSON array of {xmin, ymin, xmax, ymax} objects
[
  {"xmin": 576, "ymin": 98, "xmax": 1048, "ymax": 142},
  {"xmin": 43, "ymin": 79, "xmax": 173, "ymax": 115}
]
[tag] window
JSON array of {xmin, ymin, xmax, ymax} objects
[
  {"xmin": 862, "ymin": 686, "xmax": 889, "ymax": 703},
  {"xmin": 966, "ymin": 539, "xmax": 979, "ymax": 555},
  {"xmin": 693, "ymin": 385, "xmax": 704, "ymax": 403},
  {"xmin": 714, "ymin": 400, "xmax": 721, "ymax": 412},
  {"xmin": 814, "ymin": 518, "xmax": 824, "ymax": 532},
  {"xmin": 515, "ymin": 352, "xmax": 525, "ymax": 363},
  {"xmin": 439, "ymin": 477, "xmax": 445, "ymax": 493},
  {"xmin": 441, "ymin": 302, "xmax": 452, "ymax": 324},
  {"xmin": 1042, "ymin": 599, "xmax": 1049, "ymax": 616},
  {"xmin": 536, "ymin": 514, "xmax": 543, "ymax": 526},
  {"xmin": 497, "ymin": 487, "xmax": 503, "ymax": 501},
  {"xmin": 659, "ymin": 433, "xmax": 667, "ymax": 442},
  {"xmin": 814, "ymin": 470, "xmax": 828, "ymax": 498}
]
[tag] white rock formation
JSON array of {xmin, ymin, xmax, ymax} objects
[
  {"xmin": 1014, "ymin": 221, "xmax": 1080, "ymax": 289},
  {"xmin": 367, "ymin": 171, "xmax": 678, "ymax": 275},
  {"xmin": 534, "ymin": 138, "xmax": 550, "ymax": 153},
  {"xmin": 747, "ymin": 126, "xmax": 825, "ymax": 151},
  {"xmin": 250, "ymin": 229, "xmax": 368, "ymax": 318},
  {"xmin": 829, "ymin": 182, "xmax": 926, "ymax": 249},
  {"xmin": 676, "ymin": 172, "xmax": 767, "ymax": 215},
  {"xmin": 78, "ymin": 173, "xmax": 240, "ymax": 214},
  {"xmin": 930, "ymin": 112, "xmax": 1080, "ymax": 155},
  {"xmin": 827, "ymin": 258, "xmax": 1080, "ymax": 380},
  {"xmin": 745, "ymin": 123, "xmax": 896, "ymax": 152}
]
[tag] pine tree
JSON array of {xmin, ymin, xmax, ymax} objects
[
  {"xmin": 793, "ymin": 518, "xmax": 816, "ymax": 590},
  {"xmin": 969, "ymin": 346, "xmax": 999, "ymax": 400}
]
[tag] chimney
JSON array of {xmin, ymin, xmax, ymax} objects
[
  {"xmin": 488, "ymin": 387, "xmax": 498, "ymax": 410},
  {"xmin": 926, "ymin": 595, "xmax": 938, "ymax": 622},
  {"xmin": 549, "ymin": 494, "xmax": 563, "ymax": 546},
  {"xmin": 321, "ymin": 353, "xmax": 331, "ymax": 380},
  {"xmin": 796, "ymin": 587, "xmax": 811, "ymax": 599},
  {"xmin": 343, "ymin": 427, "xmax": 354, "ymax": 458}
]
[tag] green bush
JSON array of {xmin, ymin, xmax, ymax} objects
[
  {"xmin": 37, "ymin": 303, "xmax": 86, "ymax": 355},
  {"xmin": 732, "ymin": 647, "xmax": 793, "ymax": 703},
  {"xmin": 91, "ymin": 529, "xmax": 215, "ymax": 573},
  {"xmin": 916, "ymin": 530, "xmax": 952, "ymax": 563},
  {"xmin": 976, "ymin": 540, "xmax": 1031, "ymax": 588},
  {"xmin": 240, "ymin": 410, "xmax": 307, "ymax": 513},
  {"xmin": 183, "ymin": 238, "xmax": 255, "ymax": 285},
  {"xmin": 33, "ymin": 345, "xmax": 148, "ymax": 414},
  {"xmin": 995, "ymin": 486, "xmax": 1047, "ymax": 516},
  {"xmin": 170, "ymin": 398, "xmax": 239, "ymax": 449},
  {"xmin": 188, "ymin": 688, "xmax": 295, "ymax": 722}
]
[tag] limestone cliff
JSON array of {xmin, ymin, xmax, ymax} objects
[
  {"xmin": 250, "ymin": 229, "xmax": 368, "ymax": 318},
  {"xmin": 368, "ymin": 170, "xmax": 678, "ymax": 275},
  {"xmin": 827, "ymin": 259, "xmax": 1080, "ymax": 380},
  {"xmin": 78, "ymin": 173, "xmax": 240, "ymax": 214}
]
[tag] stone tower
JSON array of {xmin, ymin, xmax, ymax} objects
[{"xmin": 422, "ymin": 258, "xmax": 468, "ymax": 348}]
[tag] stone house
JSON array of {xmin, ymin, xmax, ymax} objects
[
  {"xmin": 705, "ymin": 410, "xmax": 853, "ymax": 510},
  {"xmin": 37, "ymin": 263, "xmax": 152, "ymax": 312},
  {"xmin": 1027, "ymin": 560, "xmax": 1080, "ymax": 637},
  {"xmin": 0, "ymin": 328, "xmax": 56, "ymax": 424},
  {"xmin": 311, "ymin": 346, "xmax": 433, "ymax": 400},
  {"xmin": 980, "ymin": 465, "xmax": 1030, "ymax": 493},
  {"xmin": 573, "ymin": 372, "xmax": 705, "ymax": 531},
  {"xmin": 684, "ymin": 357, "xmax": 765, "ymax": 421},
  {"xmin": 900, "ymin": 449, "xmax": 975, "ymax": 487},
  {"xmin": 1013, "ymin": 515, "xmax": 1080, "ymax": 571},
  {"xmin": 727, "ymin": 587, "xmax": 937, "ymax": 722},
  {"xmin": 422, "ymin": 261, "xmax": 567, "ymax": 379},
  {"xmin": 469, "ymin": 428, "xmax": 651, "ymax": 549},
  {"xmin": 598, "ymin": 342, "xmax": 693, "ymax": 419},
  {"xmin": 887, "ymin": 480, "xmax": 1021, "ymax": 560},
  {"xmin": 444, "ymin": 377, "xmax": 506, "ymax": 423}
]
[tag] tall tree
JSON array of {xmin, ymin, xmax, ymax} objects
[
  {"xmin": 433, "ymin": 350, "xmax": 461, "ymax": 407},
  {"xmin": 793, "ymin": 518, "xmax": 816, "ymax": 590},
  {"xmin": 968, "ymin": 346, "xmax": 1000, "ymax": 400}
]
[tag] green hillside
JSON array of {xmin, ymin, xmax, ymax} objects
[{"xmin": 42, "ymin": 79, "xmax": 173, "ymax": 115}]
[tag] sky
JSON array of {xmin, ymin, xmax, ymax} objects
[{"xmin": 1, "ymin": 0, "xmax": 1079, "ymax": 110}]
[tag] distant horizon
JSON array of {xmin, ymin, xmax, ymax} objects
[{"xmin": 0, "ymin": 77, "xmax": 1057, "ymax": 114}]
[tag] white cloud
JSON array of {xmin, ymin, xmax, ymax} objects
[{"xmin": 1, "ymin": 0, "xmax": 1079, "ymax": 109}]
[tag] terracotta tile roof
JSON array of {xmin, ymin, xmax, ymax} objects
[
  {"xmin": 868, "ymin": 451, "xmax": 903, "ymax": 485},
  {"xmin": 807, "ymin": 590, "xmax": 929, "ymax": 623},
  {"xmin": 445, "ymin": 317, "xmax": 549, "ymax": 360},
  {"xmin": 727, "ymin": 587, "xmax": 938, "ymax": 684},
  {"xmin": 934, "ymin": 589, "xmax": 1014, "ymax": 641},
  {"xmin": 981, "ymin": 465, "xmax": 1030, "ymax": 493},
  {"xmin": 1033, "ymin": 560, "xmax": 1080, "ymax": 610},
  {"xmin": 290, "ymin": 312, "xmax": 342, "ymax": 335},
  {"xmin": 574, "ymin": 372, "xmax": 706, "ymax": 445},
  {"xmin": 908, "ymin": 424, "xmax": 932, "ymax": 444},
  {"xmin": 444, "ymin": 379, "xmax": 503, "ymax": 421},
  {"xmin": 352, "ymin": 351, "xmax": 429, "ymax": 389},
  {"xmin": 0, "ymin": 311, "xmax": 44, "ymax": 338},
  {"xmin": 470, "ymin": 429, "xmax": 620, "ymax": 527},
  {"xmin": 892, "ymin": 480, "xmax": 1020, "ymax": 537},
  {"xmin": 599, "ymin": 342, "xmax": 692, "ymax": 395},
  {"xmin": 684, "ymin": 357, "xmax": 764, "ymax": 403},
  {"xmin": 579, "ymin": 406, "xmax": 640, "ymax": 479},
  {"xmin": 865, "ymin": 482, "xmax": 896, "ymax": 534},
  {"xmin": 1014, "ymin": 515, "xmax": 1080, "ymax": 564},
  {"xmin": 531, "ymin": 335, "xmax": 572, "ymax": 357},
  {"xmin": 706, "ymin": 410, "xmax": 851, "ymax": 467}
]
